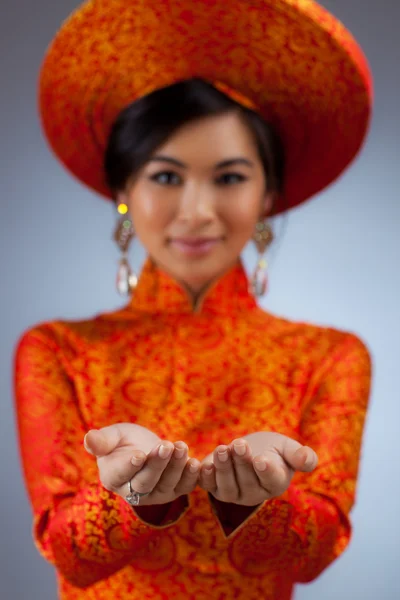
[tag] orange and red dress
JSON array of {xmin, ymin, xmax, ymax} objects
[{"xmin": 15, "ymin": 258, "xmax": 371, "ymax": 599}]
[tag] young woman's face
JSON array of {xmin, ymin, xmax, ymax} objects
[{"xmin": 119, "ymin": 112, "xmax": 273, "ymax": 293}]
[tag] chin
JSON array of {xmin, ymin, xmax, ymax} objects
[
  {"xmin": 176, "ymin": 259, "xmax": 231, "ymax": 287},
  {"xmin": 154, "ymin": 246, "xmax": 237, "ymax": 286}
]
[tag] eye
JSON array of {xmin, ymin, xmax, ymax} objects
[
  {"xmin": 216, "ymin": 173, "xmax": 248, "ymax": 186},
  {"xmin": 149, "ymin": 171, "xmax": 182, "ymax": 186}
]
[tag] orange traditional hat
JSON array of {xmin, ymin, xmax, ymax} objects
[{"xmin": 39, "ymin": 0, "xmax": 373, "ymax": 215}]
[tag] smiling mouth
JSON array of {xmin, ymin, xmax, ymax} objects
[{"xmin": 168, "ymin": 237, "xmax": 222, "ymax": 256}]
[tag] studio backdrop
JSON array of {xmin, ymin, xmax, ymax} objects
[{"xmin": 0, "ymin": 1, "xmax": 398, "ymax": 598}]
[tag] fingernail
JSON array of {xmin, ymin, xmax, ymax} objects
[
  {"xmin": 83, "ymin": 434, "xmax": 93, "ymax": 455},
  {"xmin": 217, "ymin": 448, "xmax": 229, "ymax": 462},
  {"xmin": 204, "ymin": 464, "xmax": 214, "ymax": 474},
  {"xmin": 159, "ymin": 444, "xmax": 173, "ymax": 459},
  {"xmin": 304, "ymin": 454, "xmax": 316, "ymax": 469},
  {"xmin": 255, "ymin": 459, "xmax": 267, "ymax": 471},
  {"xmin": 233, "ymin": 442, "xmax": 246, "ymax": 456},
  {"xmin": 189, "ymin": 461, "xmax": 200, "ymax": 473},
  {"xmin": 174, "ymin": 444, "xmax": 186, "ymax": 459},
  {"xmin": 131, "ymin": 453, "xmax": 145, "ymax": 466}
]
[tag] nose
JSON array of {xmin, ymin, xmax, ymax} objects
[{"xmin": 176, "ymin": 181, "xmax": 215, "ymax": 225}]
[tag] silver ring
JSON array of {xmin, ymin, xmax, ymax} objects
[{"xmin": 125, "ymin": 479, "xmax": 152, "ymax": 506}]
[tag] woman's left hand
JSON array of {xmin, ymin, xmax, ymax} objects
[{"xmin": 199, "ymin": 432, "xmax": 318, "ymax": 506}]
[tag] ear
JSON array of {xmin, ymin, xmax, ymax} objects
[
  {"xmin": 115, "ymin": 190, "xmax": 129, "ymax": 206},
  {"xmin": 260, "ymin": 192, "xmax": 275, "ymax": 219},
  {"xmin": 115, "ymin": 191, "xmax": 133, "ymax": 217}
]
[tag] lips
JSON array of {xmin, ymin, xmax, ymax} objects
[
  {"xmin": 168, "ymin": 237, "xmax": 222, "ymax": 256},
  {"xmin": 172, "ymin": 237, "xmax": 220, "ymax": 246}
]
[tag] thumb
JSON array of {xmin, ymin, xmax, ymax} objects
[
  {"xmin": 84, "ymin": 425, "xmax": 123, "ymax": 457},
  {"xmin": 281, "ymin": 439, "xmax": 318, "ymax": 473}
]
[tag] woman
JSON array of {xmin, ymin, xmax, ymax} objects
[{"xmin": 15, "ymin": 1, "xmax": 373, "ymax": 599}]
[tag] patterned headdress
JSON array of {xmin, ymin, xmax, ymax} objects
[{"xmin": 39, "ymin": 0, "xmax": 373, "ymax": 214}]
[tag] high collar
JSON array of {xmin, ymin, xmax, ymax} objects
[{"xmin": 129, "ymin": 258, "xmax": 257, "ymax": 316}]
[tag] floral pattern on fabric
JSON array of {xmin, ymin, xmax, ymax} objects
[{"xmin": 15, "ymin": 259, "xmax": 372, "ymax": 599}]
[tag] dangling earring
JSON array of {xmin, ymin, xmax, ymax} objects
[
  {"xmin": 250, "ymin": 220, "xmax": 274, "ymax": 297},
  {"xmin": 113, "ymin": 203, "xmax": 138, "ymax": 296}
]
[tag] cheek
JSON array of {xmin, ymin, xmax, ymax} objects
[
  {"xmin": 130, "ymin": 190, "xmax": 173, "ymax": 230},
  {"xmin": 221, "ymin": 195, "xmax": 260, "ymax": 238}
]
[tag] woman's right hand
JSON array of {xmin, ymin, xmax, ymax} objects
[{"xmin": 84, "ymin": 423, "xmax": 201, "ymax": 505}]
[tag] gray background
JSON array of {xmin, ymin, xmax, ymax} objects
[{"xmin": 1, "ymin": 0, "xmax": 399, "ymax": 598}]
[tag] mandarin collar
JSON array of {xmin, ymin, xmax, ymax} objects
[{"xmin": 129, "ymin": 257, "xmax": 257, "ymax": 316}]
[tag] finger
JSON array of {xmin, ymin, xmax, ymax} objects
[
  {"xmin": 253, "ymin": 454, "xmax": 291, "ymax": 497},
  {"xmin": 99, "ymin": 449, "xmax": 146, "ymax": 491},
  {"xmin": 230, "ymin": 439, "xmax": 260, "ymax": 496},
  {"xmin": 175, "ymin": 458, "xmax": 201, "ymax": 495},
  {"xmin": 155, "ymin": 442, "xmax": 189, "ymax": 493},
  {"xmin": 290, "ymin": 446, "xmax": 318, "ymax": 472},
  {"xmin": 199, "ymin": 462, "xmax": 217, "ymax": 493},
  {"xmin": 128, "ymin": 441, "xmax": 174, "ymax": 494},
  {"xmin": 278, "ymin": 437, "xmax": 318, "ymax": 472},
  {"xmin": 84, "ymin": 425, "xmax": 124, "ymax": 457},
  {"xmin": 213, "ymin": 445, "xmax": 239, "ymax": 501}
]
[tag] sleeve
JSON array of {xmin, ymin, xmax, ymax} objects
[
  {"xmin": 14, "ymin": 326, "xmax": 189, "ymax": 589},
  {"xmin": 209, "ymin": 333, "xmax": 372, "ymax": 582}
]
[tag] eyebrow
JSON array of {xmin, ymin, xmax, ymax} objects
[{"xmin": 148, "ymin": 156, "xmax": 255, "ymax": 169}]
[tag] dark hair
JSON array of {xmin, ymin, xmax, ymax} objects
[{"xmin": 104, "ymin": 78, "xmax": 285, "ymax": 200}]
